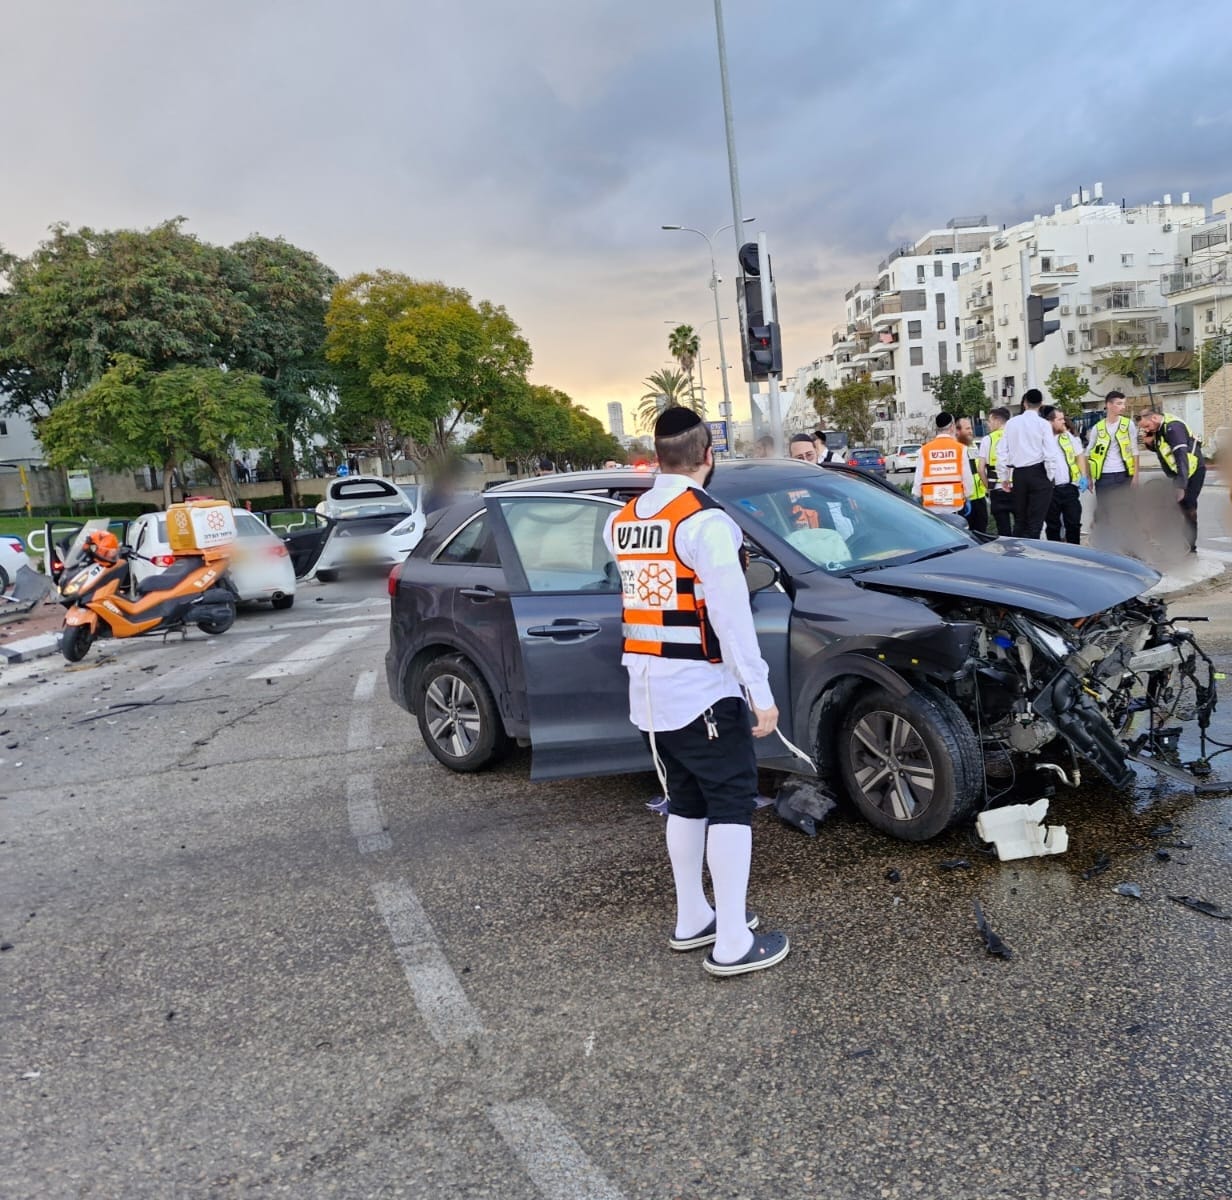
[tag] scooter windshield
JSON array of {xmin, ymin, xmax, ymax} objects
[{"xmin": 60, "ymin": 519, "xmax": 120, "ymax": 574}]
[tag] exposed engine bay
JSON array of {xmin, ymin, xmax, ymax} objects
[{"xmin": 933, "ymin": 596, "xmax": 1219, "ymax": 790}]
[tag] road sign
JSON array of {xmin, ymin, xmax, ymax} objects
[{"xmin": 708, "ymin": 420, "xmax": 729, "ymax": 453}]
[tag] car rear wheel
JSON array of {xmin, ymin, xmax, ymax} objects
[
  {"xmin": 271, "ymin": 594, "xmax": 295, "ymax": 610},
  {"xmin": 416, "ymin": 655, "xmax": 510, "ymax": 772},
  {"xmin": 316, "ymin": 569, "xmax": 339, "ymax": 583},
  {"xmin": 838, "ymin": 683, "xmax": 981, "ymax": 841}
]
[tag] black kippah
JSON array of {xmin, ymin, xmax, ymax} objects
[{"xmin": 654, "ymin": 407, "xmax": 703, "ymax": 438}]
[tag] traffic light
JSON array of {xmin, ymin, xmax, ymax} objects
[
  {"xmin": 1027, "ymin": 294, "xmax": 1061, "ymax": 346},
  {"xmin": 749, "ymin": 324, "xmax": 782, "ymax": 377},
  {"xmin": 737, "ymin": 241, "xmax": 781, "ymax": 380}
]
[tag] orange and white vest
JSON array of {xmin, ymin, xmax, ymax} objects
[
  {"xmin": 611, "ymin": 489, "xmax": 723, "ymax": 662},
  {"xmin": 919, "ymin": 434, "xmax": 967, "ymax": 510}
]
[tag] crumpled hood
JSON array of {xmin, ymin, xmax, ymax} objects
[{"xmin": 856, "ymin": 538, "xmax": 1160, "ymax": 620}]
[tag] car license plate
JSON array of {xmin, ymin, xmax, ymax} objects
[{"xmin": 345, "ymin": 544, "xmax": 378, "ymax": 562}]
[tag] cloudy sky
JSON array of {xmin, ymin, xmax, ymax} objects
[{"xmin": 2, "ymin": 0, "xmax": 1230, "ymax": 430}]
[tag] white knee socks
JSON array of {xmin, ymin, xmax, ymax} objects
[
  {"xmin": 706, "ymin": 823, "xmax": 754, "ymax": 964},
  {"xmin": 665, "ymin": 815, "xmax": 713, "ymax": 939}
]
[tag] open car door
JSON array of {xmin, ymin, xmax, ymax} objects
[
  {"xmin": 259, "ymin": 510, "xmax": 335, "ymax": 579},
  {"xmin": 35, "ymin": 519, "xmax": 129, "ymax": 584}
]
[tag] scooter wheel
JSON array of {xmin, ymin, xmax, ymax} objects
[
  {"xmin": 198, "ymin": 603, "xmax": 236, "ymax": 635},
  {"xmin": 61, "ymin": 624, "xmax": 94, "ymax": 662}
]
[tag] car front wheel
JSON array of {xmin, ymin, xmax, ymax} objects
[
  {"xmin": 837, "ymin": 683, "xmax": 981, "ymax": 841},
  {"xmin": 415, "ymin": 655, "xmax": 510, "ymax": 773}
]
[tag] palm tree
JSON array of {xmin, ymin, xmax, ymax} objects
[
  {"xmin": 668, "ymin": 324, "xmax": 701, "ymax": 409},
  {"xmin": 635, "ymin": 367, "xmax": 697, "ymax": 432}
]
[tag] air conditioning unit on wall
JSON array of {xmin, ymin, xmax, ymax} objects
[
  {"xmin": 1007, "ymin": 351, "xmax": 1019, "ymax": 360},
  {"xmin": 1060, "ymin": 304, "xmax": 1071, "ymax": 315},
  {"xmin": 998, "ymin": 316, "xmax": 1009, "ymax": 325},
  {"xmin": 1077, "ymin": 304, "xmax": 1090, "ymax": 315}
]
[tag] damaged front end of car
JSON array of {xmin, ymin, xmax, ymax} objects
[{"xmin": 939, "ymin": 596, "xmax": 1220, "ymax": 792}]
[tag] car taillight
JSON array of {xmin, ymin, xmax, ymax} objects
[
  {"xmin": 152, "ymin": 554, "xmax": 177, "ymax": 566},
  {"xmin": 8, "ymin": 541, "xmax": 24, "ymax": 553},
  {"xmin": 388, "ymin": 565, "xmax": 399, "ymax": 596},
  {"xmin": 265, "ymin": 544, "xmax": 289, "ymax": 557},
  {"xmin": 848, "ymin": 459, "xmax": 858, "ymax": 466},
  {"xmin": 877, "ymin": 457, "xmax": 885, "ymax": 465}
]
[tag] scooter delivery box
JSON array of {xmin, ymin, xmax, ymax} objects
[{"xmin": 166, "ymin": 500, "xmax": 237, "ymax": 554}]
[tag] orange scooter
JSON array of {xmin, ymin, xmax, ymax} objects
[{"xmin": 56, "ymin": 530, "xmax": 238, "ymax": 662}]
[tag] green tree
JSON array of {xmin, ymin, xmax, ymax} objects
[
  {"xmin": 635, "ymin": 367, "xmax": 696, "ymax": 432},
  {"xmin": 472, "ymin": 383, "xmax": 573, "ymax": 475},
  {"xmin": 668, "ymin": 324, "xmax": 701, "ymax": 406},
  {"xmin": 325, "ymin": 271, "xmax": 532, "ymax": 469},
  {"xmin": 0, "ymin": 220, "xmax": 246, "ymax": 424},
  {"xmin": 227, "ymin": 236, "xmax": 339, "ymax": 504},
  {"xmin": 1095, "ymin": 346, "xmax": 1152, "ymax": 387},
  {"xmin": 811, "ymin": 373, "xmax": 890, "ymax": 446},
  {"xmin": 805, "ymin": 377, "xmax": 832, "ymax": 409},
  {"xmin": 929, "ymin": 370, "xmax": 988, "ymax": 420},
  {"xmin": 1188, "ymin": 335, "xmax": 1232, "ymax": 389},
  {"xmin": 1044, "ymin": 365, "xmax": 1090, "ymax": 417},
  {"xmin": 38, "ymin": 355, "xmax": 275, "ymax": 508}
]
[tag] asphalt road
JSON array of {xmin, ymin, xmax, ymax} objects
[{"xmin": 2, "ymin": 575, "xmax": 1231, "ymax": 1199}]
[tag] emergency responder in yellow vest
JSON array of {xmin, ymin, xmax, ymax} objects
[
  {"xmin": 1043, "ymin": 407, "xmax": 1089, "ymax": 544},
  {"xmin": 912, "ymin": 412, "xmax": 974, "ymax": 514},
  {"xmin": 1086, "ymin": 390, "xmax": 1140, "ymax": 540},
  {"xmin": 955, "ymin": 416, "xmax": 988, "ymax": 534},
  {"xmin": 1137, "ymin": 408, "xmax": 1206, "ymax": 552},
  {"xmin": 977, "ymin": 407, "xmax": 1013, "ymax": 536},
  {"xmin": 604, "ymin": 406, "xmax": 789, "ymax": 977}
]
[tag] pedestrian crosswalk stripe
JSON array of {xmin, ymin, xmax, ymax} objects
[{"xmin": 246, "ymin": 624, "xmax": 380, "ymax": 679}]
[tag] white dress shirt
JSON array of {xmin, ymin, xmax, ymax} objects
[
  {"xmin": 604, "ymin": 474, "xmax": 774, "ymax": 733},
  {"xmin": 1044, "ymin": 431, "xmax": 1072, "ymax": 484},
  {"xmin": 1086, "ymin": 416, "xmax": 1138, "ymax": 474},
  {"xmin": 999, "ymin": 410, "xmax": 1053, "ymax": 474}
]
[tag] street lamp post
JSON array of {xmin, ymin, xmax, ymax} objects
[{"xmin": 661, "ymin": 218, "xmax": 753, "ymax": 439}]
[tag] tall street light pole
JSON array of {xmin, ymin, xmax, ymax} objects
[{"xmin": 661, "ymin": 218, "xmax": 753, "ymax": 439}]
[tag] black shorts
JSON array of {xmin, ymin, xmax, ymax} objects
[{"xmin": 643, "ymin": 696, "xmax": 758, "ymax": 826}]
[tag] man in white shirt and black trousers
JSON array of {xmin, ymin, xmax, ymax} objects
[
  {"xmin": 999, "ymin": 388, "xmax": 1055, "ymax": 539},
  {"xmin": 605, "ymin": 407, "xmax": 790, "ymax": 977}
]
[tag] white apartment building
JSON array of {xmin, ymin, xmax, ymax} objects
[
  {"xmin": 607, "ymin": 401, "xmax": 626, "ymax": 439},
  {"xmin": 827, "ymin": 217, "xmax": 1000, "ymax": 446},
  {"xmin": 0, "ymin": 408, "xmax": 44, "ymax": 467},
  {"xmin": 1163, "ymin": 191, "xmax": 1232, "ymax": 362},
  {"xmin": 963, "ymin": 187, "xmax": 1207, "ymax": 415}
]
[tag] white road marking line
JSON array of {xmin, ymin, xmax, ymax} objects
[
  {"xmin": 488, "ymin": 1100, "xmax": 625, "ymax": 1200},
  {"xmin": 347, "ymin": 775, "xmax": 391, "ymax": 854},
  {"xmin": 353, "ymin": 669, "xmax": 378, "ymax": 702},
  {"xmin": 371, "ymin": 882, "xmax": 485, "ymax": 1045},
  {"xmin": 247, "ymin": 624, "xmax": 379, "ymax": 679},
  {"xmin": 133, "ymin": 634, "xmax": 291, "ymax": 693}
]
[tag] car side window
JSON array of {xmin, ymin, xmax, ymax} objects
[
  {"xmin": 436, "ymin": 514, "xmax": 500, "ymax": 566},
  {"xmin": 234, "ymin": 513, "xmax": 269, "ymax": 538},
  {"xmin": 134, "ymin": 522, "xmax": 148, "ymax": 552},
  {"xmin": 498, "ymin": 498, "xmax": 619, "ymax": 594}
]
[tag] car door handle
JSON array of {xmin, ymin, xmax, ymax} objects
[
  {"xmin": 526, "ymin": 620, "xmax": 602, "ymax": 640},
  {"xmin": 460, "ymin": 585, "xmax": 496, "ymax": 600}
]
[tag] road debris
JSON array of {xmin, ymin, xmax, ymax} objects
[
  {"xmin": 1167, "ymin": 895, "xmax": 1231, "ymax": 920},
  {"xmin": 1081, "ymin": 852, "xmax": 1112, "ymax": 880},
  {"xmin": 884, "ymin": 868, "xmax": 901, "ymax": 883},
  {"xmin": 973, "ymin": 901, "xmax": 1012, "ymax": 960},
  {"xmin": 939, "ymin": 858, "xmax": 971, "ymax": 871},
  {"xmin": 1113, "ymin": 883, "xmax": 1143, "ymax": 899},
  {"xmin": 774, "ymin": 777, "xmax": 837, "ymax": 837},
  {"xmin": 975, "ymin": 798, "xmax": 1069, "ymax": 861}
]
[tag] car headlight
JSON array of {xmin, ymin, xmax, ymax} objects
[{"xmin": 389, "ymin": 517, "xmax": 417, "ymax": 536}]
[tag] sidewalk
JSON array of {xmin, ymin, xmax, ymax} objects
[{"xmin": 0, "ymin": 592, "xmax": 65, "ymax": 663}]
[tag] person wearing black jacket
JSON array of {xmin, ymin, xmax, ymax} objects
[{"xmin": 1137, "ymin": 409, "xmax": 1206, "ymax": 552}]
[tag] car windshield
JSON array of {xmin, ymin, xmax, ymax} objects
[
  {"xmin": 899, "ymin": 445, "xmax": 920, "ymax": 453},
  {"xmin": 852, "ymin": 449, "xmax": 880, "ymax": 459},
  {"xmin": 397, "ymin": 484, "xmax": 419, "ymax": 505},
  {"xmin": 722, "ymin": 472, "xmax": 970, "ymax": 574},
  {"xmin": 334, "ymin": 502, "xmax": 410, "ymax": 519}
]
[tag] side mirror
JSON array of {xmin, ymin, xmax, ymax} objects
[
  {"xmin": 940, "ymin": 512, "xmax": 969, "ymax": 531},
  {"xmin": 745, "ymin": 558, "xmax": 779, "ymax": 594}
]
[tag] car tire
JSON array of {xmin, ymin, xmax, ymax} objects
[
  {"xmin": 271, "ymin": 594, "xmax": 295, "ymax": 610},
  {"xmin": 316, "ymin": 569, "xmax": 339, "ymax": 583},
  {"xmin": 0, "ymin": 566, "xmax": 10, "ymax": 592},
  {"xmin": 415, "ymin": 654, "xmax": 510, "ymax": 773},
  {"xmin": 61, "ymin": 624, "xmax": 93, "ymax": 662},
  {"xmin": 837, "ymin": 682, "xmax": 981, "ymax": 841}
]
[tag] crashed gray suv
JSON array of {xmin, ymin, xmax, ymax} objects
[{"xmin": 386, "ymin": 461, "xmax": 1218, "ymax": 841}]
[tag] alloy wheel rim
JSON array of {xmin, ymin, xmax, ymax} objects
[
  {"xmin": 425, "ymin": 674, "xmax": 482, "ymax": 758},
  {"xmin": 849, "ymin": 709, "xmax": 935, "ymax": 822}
]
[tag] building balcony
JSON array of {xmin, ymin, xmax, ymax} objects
[
  {"xmin": 871, "ymin": 366, "xmax": 896, "ymax": 383},
  {"xmin": 1087, "ymin": 321, "xmax": 1167, "ymax": 350},
  {"xmin": 873, "ymin": 334, "xmax": 900, "ymax": 351},
  {"xmin": 972, "ymin": 342, "xmax": 998, "ymax": 368},
  {"xmin": 1161, "ymin": 258, "xmax": 1232, "ymax": 299},
  {"xmin": 1089, "ymin": 298, "xmax": 1162, "ymax": 321},
  {"xmin": 966, "ymin": 289, "xmax": 994, "ymax": 311},
  {"xmin": 1038, "ymin": 259, "xmax": 1080, "ymax": 276}
]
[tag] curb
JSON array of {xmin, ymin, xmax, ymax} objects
[{"xmin": 0, "ymin": 632, "xmax": 60, "ymax": 663}]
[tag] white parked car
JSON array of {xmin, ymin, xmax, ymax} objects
[
  {"xmin": 307, "ymin": 475, "xmax": 423, "ymax": 582},
  {"xmin": 127, "ymin": 508, "xmax": 296, "ymax": 609},
  {"xmin": 0, "ymin": 533, "xmax": 31, "ymax": 592},
  {"xmin": 888, "ymin": 443, "xmax": 922, "ymax": 474}
]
